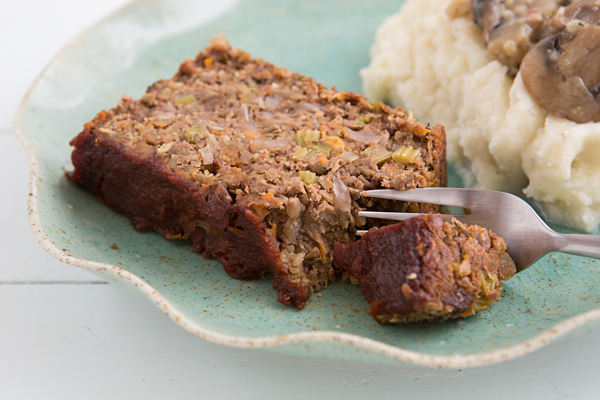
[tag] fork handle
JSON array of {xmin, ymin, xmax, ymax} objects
[{"xmin": 556, "ymin": 233, "xmax": 600, "ymax": 261}]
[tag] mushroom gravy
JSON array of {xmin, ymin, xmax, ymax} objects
[{"xmin": 451, "ymin": 0, "xmax": 600, "ymax": 123}]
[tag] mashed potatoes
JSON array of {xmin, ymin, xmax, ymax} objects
[{"xmin": 361, "ymin": 0, "xmax": 600, "ymax": 232}]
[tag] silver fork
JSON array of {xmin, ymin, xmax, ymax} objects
[{"xmin": 357, "ymin": 188, "xmax": 600, "ymax": 272}]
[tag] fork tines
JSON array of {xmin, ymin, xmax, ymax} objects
[{"xmin": 356, "ymin": 188, "xmax": 482, "ymax": 235}]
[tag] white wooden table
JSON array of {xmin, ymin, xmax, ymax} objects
[{"xmin": 2, "ymin": 1, "xmax": 600, "ymax": 398}]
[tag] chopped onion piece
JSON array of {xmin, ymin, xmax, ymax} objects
[
  {"xmin": 200, "ymin": 144, "xmax": 214, "ymax": 164},
  {"xmin": 207, "ymin": 133, "xmax": 219, "ymax": 150},
  {"xmin": 241, "ymin": 103, "xmax": 251, "ymax": 122},
  {"xmin": 249, "ymin": 138, "xmax": 286, "ymax": 153},
  {"xmin": 333, "ymin": 174, "xmax": 351, "ymax": 213},
  {"xmin": 239, "ymin": 150, "xmax": 253, "ymax": 163},
  {"xmin": 302, "ymin": 103, "xmax": 323, "ymax": 112},
  {"xmin": 155, "ymin": 112, "xmax": 175, "ymax": 121},
  {"xmin": 377, "ymin": 132, "xmax": 390, "ymax": 146},
  {"xmin": 265, "ymin": 96, "xmax": 280, "ymax": 109},
  {"xmin": 207, "ymin": 122, "xmax": 225, "ymax": 132},
  {"xmin": 286, "ymin": 198, "xmax": 303, "ymax": 219},
  {"xmin": 257, "ymin": 97, "xmax": 266, "ymax": 109},
  {"xmin": 282, "ymin": 219, "xmax": 300, "ymax": 244},
  {"xmin": 346, "ymin": 129, "xmax": 381, "ymax": 143}
]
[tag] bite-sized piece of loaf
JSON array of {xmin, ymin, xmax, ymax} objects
[
  {"xmin": 333, "ymin": 214, "xmax": 516, "ymax": 324},
  {"xmin": 67, "ymin": 35, "xmax": 446, "ymax": 309}
]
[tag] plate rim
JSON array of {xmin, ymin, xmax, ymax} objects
[{"xmin": 12, "ymin": 0, "xmax": 600, "ymax": 368}]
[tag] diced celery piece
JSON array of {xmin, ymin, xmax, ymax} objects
[
  {"xmin": 176, "ymin": 94, "xmax": 196, "ymax": 106},
  {"xmin": 340, "ymin": 151, "xmax": 359, "ymax": 161},
  {"xmin": 299, "ymin": 171, "xmax": 319, "ymax": 185},
  {"xmin": 314, "ymin": 141, "xmax": 332, "ymax": 155},
  {"xmin": 305, "ymin": 149, "xmax": 320, "ymax": 160},
  {"xmin": 357, "ymin": 115, "xmax": 372, "ymax": 124},
  {"xmin": 392, "ymin": 145, "xmax": 421, "ymax": 164},
  {"xmin": 187, "ymin": 128, "xmax": 200, "ymax": 143},
  {"xmin": 296, "ymin": 129, "xmax": 321, "ymax": 147},
  {"xmin": 293, "ymin": 148, "xmax": 309, "ymax": 161},
  {"xmin": 364, "ymin": 145, "xmax": 392, "ymax": 165}
]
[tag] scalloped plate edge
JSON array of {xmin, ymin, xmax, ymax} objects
[{"xmin": 12, "ymin": 0, "xmax": 600, "ymax": 369}]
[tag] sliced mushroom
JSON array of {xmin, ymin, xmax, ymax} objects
[
  {"xmin": 521, "ymin": 24, "xmax": 600, "ymax": 123},
  {"xmin": 468, "ymin": 0, "xmax": 600, "ymax": 122},
  {"xmin": 549, "ymin": 0, "xmax": 600, "ymax": 35},
  {"xmin": 473, "ymin": 0, "xmax": 501, "ymax": 44},
  {"xmin": 471, "ymin": 0, "xmax": 565, "ymax": 74}
]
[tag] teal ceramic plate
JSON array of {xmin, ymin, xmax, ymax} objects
[{"xmin": 15, "ymin": 0, "xmax": 600, "ymax": 368}]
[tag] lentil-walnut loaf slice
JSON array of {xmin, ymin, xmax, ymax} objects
[{"xmin": 67, "ymin": 36, "xmax": 446, "ymax": 309}]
